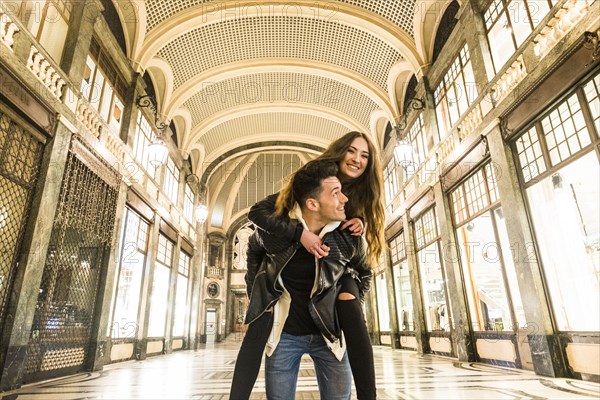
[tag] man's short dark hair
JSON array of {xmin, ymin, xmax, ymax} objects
[{"xmin": 292, "ymin": 160, "xmax": 339, "ymax": 208}]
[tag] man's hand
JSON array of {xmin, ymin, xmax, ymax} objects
[
  {"xmin": 341, "ymin": 218, "xmax": 364, "ymax": 236},
  {"xmin": 300, "ymin": 229, "xmax": 330, "ymax": 258}
]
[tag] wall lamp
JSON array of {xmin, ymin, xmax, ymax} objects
[
  {"xmin": 137, "ymin": 94, "xmax": 169, "ymax": 167},
  {"xmin": 393, "ymin": 98, "xmax": 425, "ymax": 167}
]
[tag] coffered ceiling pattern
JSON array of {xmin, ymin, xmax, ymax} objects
[
  {"xmin": 182, "ymin": 72, "xmax": 379, "ymax": 128},
  {"xmin": 116, "ymin": 0, "xmax": 451, "ymax": 234}
]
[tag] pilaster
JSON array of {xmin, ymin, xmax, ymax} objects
[
  {"xmin": 365, "ymin": 284, "xmax": 380, "ymax": 345},
  {"xmin": 164, "ymin": 236, "xmax": 182, "ymax": 354},
  {"xmin": 60, "ymin": 0, "xmax": 103, "ymax": 84},
  {"xmin": 461, "ymin": 0, "xmax": 495, "ymax": 84},
  {"xmin": 135, "ymin": 214, "xmax": 160, "ymax": 360},
  {"xmin": 383, "ymin": 251, "xmax": 401, "ymax": 349},
  {"xmin": 403, "ymin": 212, "xmax": 430, "ymax": 355},
  {"xmin": 433, "ymin": 182, "xmax": 476, "ymax": 362},
  {"xmin": 121, "ymin": 73, "xmax": 145, "ymax": 146}
]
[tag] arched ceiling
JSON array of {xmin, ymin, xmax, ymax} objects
[{"xmin": 114, "ymin": 0, "xmax": 453, "ymax": 233}]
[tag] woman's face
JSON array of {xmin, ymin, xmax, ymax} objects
[{"xmin": 338, "ymin": 137, "xmax": 369, "ymax": 180}]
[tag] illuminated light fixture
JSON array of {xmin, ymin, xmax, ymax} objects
[
  {"xmin": 148, "ymin": 136, "xmax": 169, "ymax": 167},
  {"xmin": 196, "ymin": 204, "xmax": 208, "ymax": 223},
  {"xmin": 394, "ymin": 131, "xmax": 413, "ymax": 167},
  {"xmin": 393, "ymin": 98, "xmax": 425, "ymax": 168},
  {"xmin": 137, "ymin": 94, "xmax": 169, "ymax": 167}
]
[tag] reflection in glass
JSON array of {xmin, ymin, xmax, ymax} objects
[
  {"xmin": 111, "ymin": 210, "xmax": 148, "ymax": 338},
  {"xmin": 526, "ymin": 152, "xmax": 600, "ymax": 331},
  {"xmin": 393, "ymin": 260, "xmax": 413, "ymax": 331},
  {"xmin": 457, "ymin": 210, "xmax": 515, "ymax": 331},
  {"xmin": 172, "ymin": 252, "xmax": 190, "ymax": 337},
  {"xmin": 148, "ymin": 235, "xmax": 173, "ymax": 337},
  {"xmin": 147, "ymin": 264, "xmax": 170, "ymax": 337},
  {"xmin": 375, "ymin": 272, "xmax": 390, "ymax": 331},
  {"xmin": 417, "ymin": 242, "xmax": 450, "ymax": 331}
]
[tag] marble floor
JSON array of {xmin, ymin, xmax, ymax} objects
[{"xmin": 1, "ymin": 335, "xmax": 599, "ymax": 400}]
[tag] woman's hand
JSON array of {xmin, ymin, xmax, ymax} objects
[
  {"xmin": 341, "ymin": 217, "xmax": 364, "ymax": 236},
  {"xmin": 300, "ymin": 229, "xmax": 330, "ymax": 258}
]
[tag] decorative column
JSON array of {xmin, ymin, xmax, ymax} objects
[
  {"xmin": 383, "ymin": 251, "xmax": 401, "ymax": 349},
  {"xmin": 134, "ymin": 214, "xmax": 160, "ymax": 361},
  {"xmin": 163, "ymin": 237, "xmax": 182, "ymax": 354},
  {"xmin": 189, "ymin": 222, "xmax": 206, "ymax": 349},
  {"xmin": 120, "ymin": 73, "xmax": 145, "ymax": 145},
  {"xmin": 403, "ymin": 212, "xmax": 430, "ymax": 355},
  {"xmin": 420, "ymin": 77, "xmax": 442, "ymax": 149},
  {"xmin": 460, "ymin": 0, "xmax": 495, "ymax": 84},
  {"xmin": 60, "ymin": 0, "xmax": 103, "ymax": 83},
  {"xmin": 365, "ymin": 283, "xmax": 380, "ymax": 345},
  {"xmin": 433, "ymin": 182, "xmax": 476, "ymax": 362}
]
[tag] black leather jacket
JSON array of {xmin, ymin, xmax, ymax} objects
[
  {"xmin": 244, "ymin": 216, "xmax": 372, "ymax": 343},
  {"xmin": 248, "ymin": 194, "xmax": 304, "ymax": 242}
]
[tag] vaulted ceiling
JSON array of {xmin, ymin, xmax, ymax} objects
[{"xmin": 112, "ymin": 0, "xmax": 455, "ymax": 234}]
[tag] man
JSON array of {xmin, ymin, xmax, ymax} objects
[{"xmin": 243, "ymin": 159, "xmax": 372, "ymax": 400}]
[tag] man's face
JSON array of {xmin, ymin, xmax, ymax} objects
[{"xmin": 314, "ymin": 176, "xmax": 348, "ymax": 222}]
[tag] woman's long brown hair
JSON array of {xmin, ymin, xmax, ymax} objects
[{"xmin": 276, "ymin": 131, "xmax": 386, "ymax": 268}]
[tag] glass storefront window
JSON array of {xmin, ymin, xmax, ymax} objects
[
  {"xmin": 393, "ymin": 260, "xmax": 413, "ymax": 331},
  {"xmin": 457, "ymin": 209, "xmax": 514, "ymax": 331},
  {"xmin": 515, "ymin": 71, "xmax": 599, "ymax": 331},
  {"xmin": 526, "ymin": 152, "xmax": 599, "ymax": 331},
  {"xmin": 147, "ymin": 235, "xmax": 173, "ymax": 337},
  {"xmin": 451, "ymin": 164, "xmax": 526, "ymax": 331},
  {"xmin": 389, "ymin": 232, "xmax": 414, "ymax": 331},
  {"xmin": 111, "ymin": 209, "xmax": 148, "ymax": 338},
  {"xmin": 414, "ymin": 208, "xmax": 452, "ymax": 332},
  {"xmin": 375, "ymin": 272, "xmax": 390, "ymax": 331},
  {"xmin": 172, "ymin": 251, "xmax": 190, "ymax": 337},
  {"xmin": 418, "ymin": 241, "xmax": 450, "ymax": 331},
  {"xmin": 493, "ymin": 207, "xmax": 526, "ymax": 328}
]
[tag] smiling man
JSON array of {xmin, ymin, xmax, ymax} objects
[{"xmin": 241, "ymin": 159, "xmax": 372, "ymax": 400}]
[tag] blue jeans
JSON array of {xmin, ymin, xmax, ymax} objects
[{"xmin": 265, "ymin": 332, "xmax": 352, "ymax": 400}]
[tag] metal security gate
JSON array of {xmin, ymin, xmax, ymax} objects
[
  {"xmin": 24, "ymin": 137, "xmax": 119, "ymax": 382},
  {"xmin": 0, "ymin": 109, "xmax": 45, "ymax": 334}
]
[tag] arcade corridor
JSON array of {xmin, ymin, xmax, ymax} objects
[
  {"xmin": 1, "ymin": 0, "xmax": 599, "ymax": 396},
  {"xmin": 1, "ymin": 337, "xmax": 599, "ymax": 399}
]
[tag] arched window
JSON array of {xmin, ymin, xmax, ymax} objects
[
  {"xmin": 432, "ymin": 1, "xmax": 460, "ymax": 63},
  {"xmin": 101, "ymin": 0, "xmax": 127, "ymax": 55}
]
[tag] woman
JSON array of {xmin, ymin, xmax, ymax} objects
[{"xmin": 230, "ymin": 131, "xmax": 386, "ymax": 399}]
